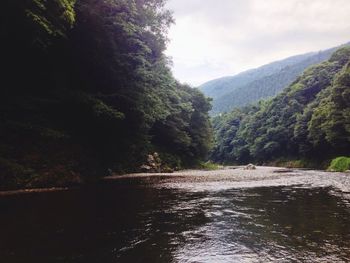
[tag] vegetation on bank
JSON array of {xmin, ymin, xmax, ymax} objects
[
  {"xmin": 328, "ymin": 157, "xmax": 350, "ymax": 172},
  {"xmin": 210, "ymin": 47, "xmax": 350, "ymax": 168},
  {"xmin": 197, "ymin": 162, "xmax": 221, "ymax": 171},
  {"xmin": 0, "ymin": 0, "xmax": 212, "ymax": 190},
  {"xmin": 1, "ymin": 1, "xmax": 348, "ymax": 192}
]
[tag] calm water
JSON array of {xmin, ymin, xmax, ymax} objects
[{"xmin": 1, "ymin": 177, "xmax": 350, "ymax": 262}]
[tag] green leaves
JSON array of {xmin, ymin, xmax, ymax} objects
[
  {"xmin": 1, "ymin": 0, "xmax": 212, "ymax": 188},
  {"xmin": 309, "ymin": 62, "xmax": 350, "ymax": 150},
  {"xmin": 150, "ymin": 84, "xmax": 212, "ymax": 166},
  {"xmin": 328, "ymin": 157, "xmax": 350, "ymax": 172},
  {"xmin": 211, "ymin": 47, "xmax": 350, "ymax": 165},
  {"xmin": 22, "ymin": 0, "xmax": 76, "ymax": 46}
]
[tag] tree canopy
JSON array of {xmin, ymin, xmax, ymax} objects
[
  {"xmin": 211, "ymin": 47, "xmax": 350, "ymax": 166},
  {"xmin": 0, "ymin": 0, "xmax": 212, "ymax": 190}
]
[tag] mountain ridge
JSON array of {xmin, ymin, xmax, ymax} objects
[
  {"xmin": 200, "ymin": 42, "xmax": 350, "ymax": 114},
  {"xmin": 210, "ymin": 46, "xmax": 350, "ymax": 165}
]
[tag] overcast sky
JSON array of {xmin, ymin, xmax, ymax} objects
[{"xmin": 164, "ymin": 0, "xmax": 350, "ymax": 86}]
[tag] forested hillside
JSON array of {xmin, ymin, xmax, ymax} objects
[
  {"xmin": 211, "ymin": 47, "xmax": 350, "ymax": 167},
  {"xmin": 200, "ymin": 45, "xmax": 347, "ymax": 115},
  {"xmin": 0, "ymin": 0, "xmax": 212, "ymax": 190}
]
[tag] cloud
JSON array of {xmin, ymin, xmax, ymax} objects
[{"xmin": 165, "ymin": 0, "xmax": 350, "ymax": 86}]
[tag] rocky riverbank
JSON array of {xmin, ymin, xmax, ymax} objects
[
  {"xmin": 105, "ymin": 166, "xmax": 350, "ymax": 193},
  {"xmin": 1, "ymin": 166, "xmax": 349, "ymax": 196}
]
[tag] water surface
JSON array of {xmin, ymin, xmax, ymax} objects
[{"xmin": 1, "ymin": 176, "xmax": 350, "ymax": 262}]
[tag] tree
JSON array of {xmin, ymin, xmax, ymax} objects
[
  {"xmin": 210, "ymin": 47, "xmax": 350, "ymax": 165},
  {"xmin": 0, "ymin": 0, "xmax": 213, "ymax": 189}
]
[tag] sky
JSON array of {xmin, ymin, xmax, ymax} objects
[{"xmin": 164, "ymin": 0, "xmax": 350, "ymax": 86}]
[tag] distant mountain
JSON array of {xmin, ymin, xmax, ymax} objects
[
  {"xmin": 209, "ymin": 46, "xmax": 350, "ymax": 165},
  {"xmin": 200, "ymin": 43, "xmax": 349, "ymax": 115}
]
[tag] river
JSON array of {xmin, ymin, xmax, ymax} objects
[{"xmin": 1, "ymin": 167, "xmax": 350, "ymax": 262}]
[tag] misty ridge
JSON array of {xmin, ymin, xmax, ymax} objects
[{"xmin": 200, "ymin": 42, "xmax": 350, "ymax": 115}]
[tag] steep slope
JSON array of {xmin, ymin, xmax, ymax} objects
[
  {"xmin": 201, "ymin": 52, "xmax": 321, "ymax": 99},
  {"xmin": 200, "ymin": 44, "xmax": 348, "ymax": 115},
  {"xmin": 210, "ymin": 46, "xmax": 350, "ymax": 165},
  {"xmin": 0, "ymin": 0, "xmax": 212, "ymax": 190}
]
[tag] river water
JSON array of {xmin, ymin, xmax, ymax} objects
[{"xmin": 1, "ymin": 170, "xmax": 350, "ymax": 262}]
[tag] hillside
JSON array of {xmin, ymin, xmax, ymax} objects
[
  {"xmin": 210, "ymin": 46, "xmax": 350, "ymax": 165},
  {"xmin": 0, "ymin": 0, "xmax": 212, "ymax": 190},
  {"xmin": 200, "ymin": 44, "xmax": 348, "ymax": 115}
]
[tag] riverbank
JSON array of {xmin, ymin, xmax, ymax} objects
[
  {"xmin": 105, "ymin": 166, "xmax": 298, "ymax": 182},
  {"xmin": 1, "ymin": 166, "xmax": 349, "ymax": 196},
  {"xmin": 105, "ymin": 166, "xmax": 350, "ymax": 193},
  {"xmin": 0, "ymin": 187, "xmax": 70, "ymax": 196}
]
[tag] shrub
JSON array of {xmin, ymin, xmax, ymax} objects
[
  {"xmin": 328, "ymin": 157, "xmax": 350, "ymax": 172},
  {"xmin": 0, "ymin": 158, "xmax": 38, "ymax": 190},
  {"xmin": 198, "ymin": 161, "xmax": 221, "ymax": 170},
  {"xmin": 158, "ymin": 153, "xmax": 182, "ymax": 171}
]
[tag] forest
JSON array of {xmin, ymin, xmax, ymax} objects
[
  {"xmin": 211, "ymin": 46, "xmax": 350, "ymax": 168},
  {"xmin": 200, "ymin": 45, "xmax": 344, "ymax": 115},
  {"xmin": 0, "ymin": 0, "xmax": 212, "ymax": 190},
  {"xmin": 1, "ymin": 2, "xmax": 350, "ymax": 262},
  {"xmin": 1, "ymin": 0, "xmax": 350, "ymax": 191}
]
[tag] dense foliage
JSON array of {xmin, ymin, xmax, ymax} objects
[
  {"xmin": 200, "ymin": 45, "xmax": 346, "ymax": 115},
  {"xmin": 211, "ymin": 47, "xmax": 350, "ymax": 167},
  {"xmin": 0, "ymin": 0, "xmax": 212, "ymax": 189},
  {"xmin": 328, "ymin": 157, "xmax": 350, "ymax": 172}
]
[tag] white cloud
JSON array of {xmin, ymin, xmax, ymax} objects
[{"xmin": 165, "ymin": 0, "xmax": 350, "ymax": 86}]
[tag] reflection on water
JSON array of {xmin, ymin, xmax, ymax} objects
[{"xmin": 0, "ymin": 179, "xmax": 350, "ymax": 262}]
